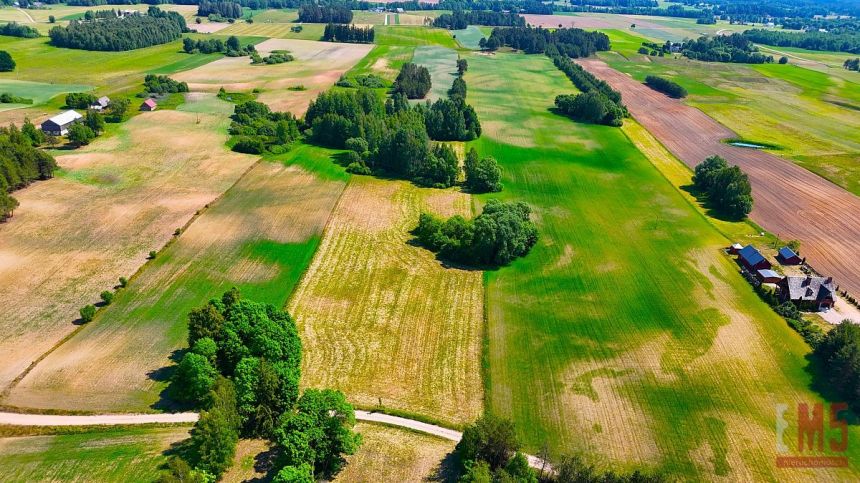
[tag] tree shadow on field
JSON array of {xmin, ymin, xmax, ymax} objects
[
  {"xmin": 680, "ymin": 183, "xmax": 747, "ymax": 223},
  {"xmin": 405, "ymin": 234, "xmax": 499, "ymax": 273},
  {"xmin": 246, "ymin": 446, "xmax": 280, "ymax": 483},
  {"xmin": 149, "ymin": 348, "xmax": 190, "ymax": 412},
  {"xmin": 428, "ymin": 451, "xmax": 460, "ymax": 482}
]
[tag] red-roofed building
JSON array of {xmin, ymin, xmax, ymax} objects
[{"xmin": 140, "ymin": 99, "xmax": 157, "ymax": 111}]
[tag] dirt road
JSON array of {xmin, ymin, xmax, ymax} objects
[
  {"xmin": 0, "ymin": 411, "xmax": 198, "ymax": 426},
  {"xmin": 578, "ymin": 58, "xmax": 860, "ymax": 295}
]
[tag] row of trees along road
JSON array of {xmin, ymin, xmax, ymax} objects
[{"xmin": 160, "ymin": 288, "xmax": 361, "ymax": 482}]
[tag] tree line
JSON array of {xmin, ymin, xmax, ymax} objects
[
  {"xmin": 48, "ymin": 7, "xmax": 186, "ymax": 51},
  {"xmin": 432, "ymin": 10, "xmax": 525, "ymax": 30},
  {"xmin": 0, "ymin": 22, "xmax": 40, "ymax": 38},
  {"xmin": 393, "ymin": 62, "xmax": 431, "ymax": 99},
  {"xmin": 323, "ymin": 23, "xmax": 374, "ymax": 43},
  {"xmin": 681, "ymin": 34, "xmax": 774, "ymax": 64},
  {"xmin": 143, "ymin": 74, "xmax": 189, "ymax": 94},
  {"xmin": 229, "ymin": 100, "xmax": 301, "ymax": 154},
  {"xmin": 845, "ymin": 58, "xmax": 860, "ymax": 71},
  {"xmin": 183, "ymin": 35, "xmax": 256, "ymax": 56},
  {"xmin": 0, "ymin": 123, "xmax": 58, "ymax": 221},
  {"xmin": 743, "ymin": 28, "xmax": 860, "ymax": 55},
  {"xmin": 550, "ymin": 51, "xmax": 626, "ymax": 127},
  {"xmin": 159, "ymin": 289, "xmax": 361, "ymax": 482},
  {"xmin": 644, "ymin": 75, "xmax": 687, "ymax": 98},
  {"xmin": 692, "ymin": 155, "xmax": 753, "ymax": 219},
  {"xmin": 297, "ymin": 3, "xmax": 353, "ymax": 23},
  {"xmin": 482, "ymin": 26, "xmax": 611, "ymax": 58},
  {"xmin": 197, "ymin": 0, "xmax": 243, "ymax": 19}
]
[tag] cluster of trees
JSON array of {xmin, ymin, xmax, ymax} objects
[
  {"xmin": 251, "ymin": 49, "xmax": 294, "ymax": 65},
  {"xmin": 692, "ymin": 155, "xmax": 753, "ymax": 219},
  {"xmin": 336, "ymin": 73, "xmax": 386, "ymax": 88},
  {"xmin": 0, "ymin": 22, "xmax": 40, "ymax": 38},
  {"xmin": 48, "ymin": 7, "xmax": 186, "ymax": 51},
  {"xmin": 161, "ymin": 289, "xmax": 361, "ymax": 481},
  {"xmin": 432, "ymin": 10, "xmax": 525, "ymax": 29},
  {"xmin": 0, "ymin": 51, "xmax": 14, "ymax": 72},
  {"xmin": 323, "ymin": 23, "xmax": 374, "ymax": 43},
  {"xmin": 297, "ymin": 3, "xmax": 352, "ymax": 23},
  {"xmin": 183, "ymin": 35, "xmax": 255, "ymax": 56},
  {"xmin": 843, "ymin": 58, "xmax": 859, "ymax": 71},
  {"xmin": 464, "ymin": 147, "xmax": 501, "ymax": 193},
  {"xmin": 68, "ymin": 110, "xmax": 107, "ymax": 146},
  {"xmin": 228, "ymin": 100, "xmax": 300, "ymax": 154},
  {"xmin": 65, "ymin": 92, "xmax": 98, "ymax": 109},
  {"xmin": 393, "ymin": 62, "xmax": 431, "ymax": 99},
  {"xmin": 424, "ymin": 77, "xmax": 481, "ymax": 141},
  {"xmin": 681, "ymin": 34, "xmax": 774, "ymax": 64},
  {"xmin": 551, "ymin": 53, "xmax": 626, "ymax": 127},
  {"xmin": 0, "ymin": 93, "xmax": 32, "ymax": 104},
  {"xmin": 143, "ymin": 74, "xmax": 189, "ymax": 94},
  {"xmin": 813, "ymin": 321, "xmax": 860, "ymax": 413},
  {"xmin": 637, "ymin": 40, "xmax": 675, "ymax": 57},
  {"xmin": 483, "ymin": 26, "xmax": 611, "ymax": 58},
  {"xmin": 0, "ymin": 122, "xmax": 58, "ymax": 221},
  {"xmin": 743, "ymin": 28, "xmax": 860, "ymax": 55},
  {"xmin": 197, "ymin": 0, "xmax": 243, "ymax": 19},
  {"xmin": 414, "ymin": 199, "xmax": 537, "ymax": 266},
  {"xmin": 644, "ymin": 75, "xmax": 687, "ymax": 98}
]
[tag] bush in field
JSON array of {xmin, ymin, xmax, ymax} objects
[
  {"xmin": 80, "ymin": 304, "xmax": 96, "ymax": 322},
  {"xmin": 0, "ymin": 51, "xmax": 14, "ymax": 72},
  {"xmin": 100, "ymin": 290, "xmax": 113, "ymax": 305},
  {"xmin": 464, "ymin": 148, "xmax": 502, "ymax": 193},
  {"xmin": 644, "ymin": 75, "xmax": 687, "ymax": 98}
]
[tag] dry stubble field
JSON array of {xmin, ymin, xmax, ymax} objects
[
  {"xmin": 0, "ymin": 108, "xmax": 257, "ymax": 394},
  {"xmin": 173, "ymin": 39, "xmax": 372, "ymax": 113},
  {"xmin": 289, "ymin": 176, "xmax": 484, "ymax": 427}
]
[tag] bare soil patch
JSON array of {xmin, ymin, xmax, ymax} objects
[{"xmin": 580, "ymin": 58, "xmax": 860, "ymax": 296}]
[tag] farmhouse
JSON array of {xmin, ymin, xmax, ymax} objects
[
  {"xmin": 140, "ymin": 99, "xmax": 157, "ymax": 111},
  {"xmin": 737, "ymin": 244, "xmax": 771, "ymax": 271},
  {"xmin": 40, "ymin": 110, "xmax": 83, "ymax": 136},
  {"xmin": 779, "ymin": 275, "xmax": 836, "ymax": 311},
  {"xmin": 756, "ymin": 269, "xmax": 783, "ymax": 284},
  {"xmin": 89, "ymin": 96, "xmax": 111, "ymax": 111},
  {"xmin": 777, "ymin": 246, "xmax": 802, "ymax": 265}
]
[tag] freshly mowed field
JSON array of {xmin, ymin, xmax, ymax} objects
[
  {"xmin": 451, "ymin": 25, "xmax": 486, "ymax": 50},
  {"xmin": 172, "ymin": 38, "xmax": 372, "ymax": 113},
  {"xmin": 334, "ymin": 423, "xmax": 456, "ymax": 482},
  {"xmin": 0, "ymin": 426, "xmax": 189, "ymax": 481},
  {"xmin": 289, "ymin": 176, "xmax": 484, "ymax": 428},
  {"xmin": 221, "ymin": 20, "xmax": 326, "ymax": 40},
  {"xmin": 6, "ymin": 143, "xmax": 348, "ymax": 412},
  {"xmin": 375, "ymin": 26, "xmax": 458, "ymax": 48},
  {"xmin": 0, "ymin": 104, "xmax": 258, "ymax": 397},
  {"xmin": 411, "ymin": 45, "xmax": 458, "ymax": 101},
  {"xmin": 599, "ymin": 30, "xmax": 860, "ymax": 197},
  {"xmin": 466, "ymin": 51, "xmax": 860, "ymax": 480}
]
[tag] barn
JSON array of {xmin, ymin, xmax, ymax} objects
[
  {"xmin": 737, "ymin": 244, "xmax": 771, "ymax": 271},
  {"xmin": 779, "ymin": 275, "xmax": 836, "ymax": 311},
  {"xmin": 140, "ymin": 99, "xmax": 157, "ymax": 111},
  {"xmin": 777, "ymin": 247, "xmax": 802, "ymax": 265},
  {"xmin": 40, "ymin": 110, "xmax": 83, "ymax": 136},
  {"xmin": 90, "ymin": 96, "xmax": 111, "ymax": 111},
  {"xmin": 756, "ymin": 269, "xmax": 783, "ymax": 284}
]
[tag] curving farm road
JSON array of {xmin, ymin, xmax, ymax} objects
[{"xmin": 579, "ymin": 58, "xmax": 860, "ymax": 296}]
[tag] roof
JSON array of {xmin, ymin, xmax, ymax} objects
[
  {"xmin": 142, "ymin": 99, "xmax": 157, "ymax": 107},
  {"xmin": 92, "ymin": 96, "xmax": 110, "ymax": 107},
  {"xmin": 731, "ymin": 243, "xmax": 743, "ymax": 249},
  {"xmin": 783, "ymin": 276, "xmax": 834, "ymax": 302},
  {"xmin": 757, "ymin": 269, "xmax": 781, "ymax": 279},
  {"xmin": 45, "ymin": 110, "xmax": 82, "ymax": 126},
  {"xmin": 738, "ymin": 244, "xmax": 766, "ymax": 266},
  {"xmin": 778, "ymin": 247, "xmax": 799, "ymax": 260}
]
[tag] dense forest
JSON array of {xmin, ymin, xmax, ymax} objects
[
  {"xmin": 644, "ymin": 75, "xmax": 687, "ymax": 98},
  {"xmin": 743, "ymin": 29, "xmax": 860, "ymax": 55},
  {"xmin": 322, "ymin": 23, "xmax": 374, "ymax": 43},
  {"xmin": 483, "ymin": 26, "xmax": 611, "ymax": 58},
  {"xmin": 681, "ymin": 34, "xmax": 773, "ymax": 63},
  {"xmin": 433, "ymin": 10, "xmax": 525, "ymax": 29},
  {"xmin": 393, "ymin": 62, "xmax": 431, "ymax": 99},
  {"xmin": 297, "ymin": 3, "xmax": 353, "ymax": 23},
  {"xmin": 48, "ymin": 7, "xmax": 186, "ymax": 51},
  {"xmin": 0, "ymin": 22, "xmax": 40, "ymax": 38},
  {"xmin": 229, "ymin": 100, "xmax": 301, "ymax": 154},
  {"xmin": 0, "ymin": 123, "xmax": 58, "ymax": 221},
  {"xmin": 197, "ymin": 0, "xmax": 243, "ymax": 19},
  {"xmin": 692, "ymin": 155, "xmax": 753, "ymax": 219}
]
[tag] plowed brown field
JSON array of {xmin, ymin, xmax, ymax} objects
[{"xmin": 580, "ymin": 58, "xmax": 860, "ymax": 295}]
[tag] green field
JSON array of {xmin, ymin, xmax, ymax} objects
[
  {"xmin": 451, "ymin": 25, "xmax": 486, "ymax": 50},
  {"xmin": 0, "ymin": 426, "xmax": 189, "ymax": 481},
  {"xmin": 375, "ymin": 26, "xmax": 459, "ymax": 49},
  {"xmin": 344, "ymin": 44, "xmax": 415, "ymax": 82},
  {"xmin": 466, "ymin": 50, "xmax": 860, "ymax": 479},
  {"xmin": 411, "ymin": 45, "xmax": 459, "ymax": 101},
  {"xmin": 0, "ymin": 79, "xmax": 91, "ymax": 111},
  {"xmin": 599, "ymin": 29, "xmax": 860, "ymax": 196}
]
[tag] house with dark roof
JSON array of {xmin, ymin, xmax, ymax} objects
[
  {"xmin": 40, "ymin": 110, "xmax": 83, "ymax": 136},
  {"xmin": 756, "ymin": 269, "xmax": 783, "ymax": 284},
  {"xmin": 738, "ymin": 244, "xmax": 771, "ymax": 271},
  {"xmin": 779, "ymin": 275, "xmax": 836, "ymax": 311},
  {"xmin": 140, "ymin": 98, "xmax": 157, "ymax": 111},
  {"xmin": 777, "ymin": 247, "xmax": 802, "ymax": 265}
]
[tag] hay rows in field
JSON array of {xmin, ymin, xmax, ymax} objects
[{"xmin": 289, "ymin": 177, "xmax": 483, "ymax": 426}]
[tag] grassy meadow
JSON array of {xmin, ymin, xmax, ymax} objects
[
  {"xmin": 599, "ymin": 29, "xmax": 860, "ymax": 196},
  {"xmin": 411, "ymin": 45, "xmax": 459, "ymax": 101},
  {"xmin": 0, "ymin": 426, "xmax": 189, "ymax": 481},
  {"xmin": 465, "ymin": 50, "xmax": 860, "ymax": 480},
  {"xmin": 451, "ymin": 25, "xmax": 486, "ymax": 50},
  {"xmin": 375, "ymin": 26, "xmax": 459, "ymax": 49}
]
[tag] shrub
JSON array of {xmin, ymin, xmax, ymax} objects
[
  {"xmin": 119, "ymin": 276, "xmax": 128, "ymax": 288},
  {"xmin": 100, "ymin": 290, "xmax": 114, "ymax": 305},
  {"xmin": 80, "ymin": 304, "xmax": 96, "ymax": 323},
  {"xmin": 149, "ymin": 250, "xmax": 157, "ymax": 259}
]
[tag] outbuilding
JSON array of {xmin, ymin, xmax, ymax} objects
[
  {"xmin": 738, "ymin": 244, "xmax": 771, "ymax": 271},
  {"xmin": 140, "ymin": 98, "xmax": 157, "ymax": 111},
  {"xmin": 728, "ymin": 243, "xmax": 743, "ymax": 254},
  {"xmin": 90, "ymin": 96, "xmax": 111, "ymax": 111},
  {"xmin": 40, "ymin": 110, "xmax": 82, "ymax": 136},
  {"xmin": 777, "ymin": 247, "xmax": 802, "ymax": 265},
  {"xmin": 756, "ymin": 269, "xmax": 783, "ymax": 284}
]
